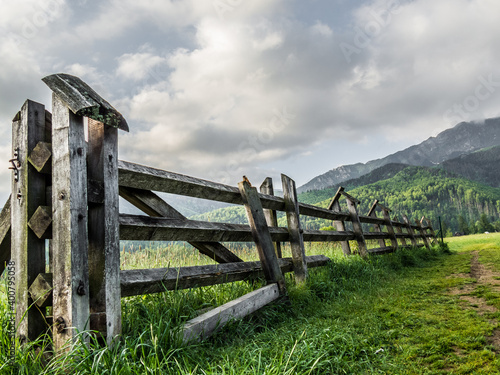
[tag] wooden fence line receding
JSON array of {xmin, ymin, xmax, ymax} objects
[{"xmin": 2, "ymin": 74, "xmax": 439, "ymax": 353}]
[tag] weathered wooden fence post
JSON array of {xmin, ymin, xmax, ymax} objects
[
  {"xmin": 42, "ymin": 73, "xmax": 130, "ymax": 350},
  {"xmin": 87, "ymin": 119, "xmax": 121, "ymax": 344},
  {"xmin": 422, "ymin": 217, "xmax": 438, "ymax": 245},
  {"xmin": 393, "ymin": 215, "xmax": 407, "ymax": 247},
  {"xmin": 340, "ymin": 188, "xmax": 368, "ymax": 257},
  {"xmin": 239, "ymin": 180, "xmax": 286, "ymax": 294},
  {"xmin": 327, "ymin": 188, "xmax": 351, "ymax": 256},
  {"xmin": 11, "ymin": 100, "xmax": 49, "ymax": 343},
  {"xmin": 281, "ymin": 174, "xmax": 308, "ymax": 283},
  {"xmin": 260, "ymin": 178, "xmax": 282, "ymax": 258},
  {"xmin": 402, "ymin": 214, "xmax": 418, "ymax": 248},
  {"xmin": 51, "ymin": 93, "xmax": 90, "ymax": 351},
  {"xmin": 415, "ymin": 218, "xmax": 431, "ymax": 250},
  {"xmin": 380, "ymin": 205, "xmax": 398, "ymax": 250},
  {"xmin": 367, "ymin": 200, "xmax": 386, "ymax": 249}
]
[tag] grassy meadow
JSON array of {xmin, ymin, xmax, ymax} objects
[{"xmin": 1, "ymin": 233, "xmax": 500, "ymax": 374}]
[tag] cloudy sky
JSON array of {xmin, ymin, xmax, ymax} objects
[{"xmin": 1, "ymin": 0, "xmax": 500, "ymax": 204}]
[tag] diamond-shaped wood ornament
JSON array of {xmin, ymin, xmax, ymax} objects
[
  {"xmin": 28, "ymin": 273, "xmax": 53, "ymax": 308},
  {"xmin": 28, "ymin": 205, "xmax": 52, "ymax": 239},
  {"xmin": 28, "ymin": 142, "xmax": 52, "ymax": 173}
]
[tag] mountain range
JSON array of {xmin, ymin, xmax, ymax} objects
[
  {"xmin": 186, "ymin": 117, "xmax": 500, "ymax": 234},
  {"xmin": 298, "ymin": 117, "xmax": 500, "ymax": 193}
]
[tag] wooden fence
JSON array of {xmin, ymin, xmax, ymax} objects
[{"xmin": 0, "ymin": 74, "xmax": 437, "ymax": 353}]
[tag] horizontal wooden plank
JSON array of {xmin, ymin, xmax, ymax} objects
[
  {"xmin": 121, "ymin": 255, "xmax": 329, "ymax": 297},
  {"xmin": 302, "ymin": 230, "xmax": 355, "ymax": 242},
  {"xmin": 119, "ymin": 214, "xmax": 290, "ymax": 242},
  {"xmin": 183, "ymin": 283, "xmax": 280, "ymax": 343},
  {"xmin": 118, "ymin": 161, "xmax": 350, "ymax": 221},
  {"xmin": 119, "ymin": 161, "xmax": 282, "ymax": 208},
  {"xmin": 363, "ymin": 232, "xmax": 393, "ymax": 240},
  {"xmin": 298, "ymin": 203, "xmax": 350, "ymax": 221},
  {"xmin": 119, "ymin": 186, "xmax": 243, "ymax": 263},
  {"xmin": 358, "ymin": 215, "xmax": 387, "ymax": 226},
  {"xmin": 33, "ymin": 255, "xmax": 330, "ymax": 302},
  {"xmin": 120, "ymin": 214, "xmax": 360, "ymax": 244},
  {"xmin": 391, "ymin": 221, "xmax": 407, "ymax": 228}
]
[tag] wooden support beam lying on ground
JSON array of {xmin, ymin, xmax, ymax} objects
[
  {"xmin": 183, "ymin": 283, "xmax": 281, "ymax": 343},
  {"xmin": 119, "ymin": 186, "xmax": 242, "ymax": 263}
]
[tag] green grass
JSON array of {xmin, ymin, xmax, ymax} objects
[
  {"xmin": 445, "ymin": 232, "xmax": 500, "ymax": 254},
  {"xmin": 1, "ymin": 235, "xmax": 500, "ymax": 374}
]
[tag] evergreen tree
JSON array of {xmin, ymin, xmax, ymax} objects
[
  {"xmin": 477, "ymin": 214, "xmax": 494, "ymax": 233},
  {"xmin": 457, "ymin": 215, "xmax": 469, "ymax": 234}
]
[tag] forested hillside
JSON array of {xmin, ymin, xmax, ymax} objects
[
  {"xmin": 191, "ymin": 166, "xmax": 500, "ymax": 235},
  {"xmin": 438, "ymin": 145, "xmax": 500, "ymax": 188}
]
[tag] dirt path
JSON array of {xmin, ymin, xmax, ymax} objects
[{"xmin": 448, "ymin": 250, "xmax": 500, "ymax": 351}]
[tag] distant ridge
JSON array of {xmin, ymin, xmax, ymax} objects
[
  {"xmin": 298, "ymin": 117, "xmax": 500, "ymax": 193},
  {"xmin": 438, "ymin": 145, "xmax": 500, "ymax": 188}
]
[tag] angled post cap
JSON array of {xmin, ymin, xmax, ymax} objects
[{"xmin": 42, "ymin": 73, "xmax": 129, "ymax": 132}]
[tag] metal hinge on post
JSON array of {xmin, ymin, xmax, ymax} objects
[{"xmin": 9, "ymin": 147, "xmax": 20, "ymax": 182}]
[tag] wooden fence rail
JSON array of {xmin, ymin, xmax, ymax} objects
[{"xmin": 0, "ymin": 74, "xmax": 438, "ymax": 353}]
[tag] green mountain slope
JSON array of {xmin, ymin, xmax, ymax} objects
[
  {"xmin": 299, "ymin": 163, "xmax": 410, "ymax": 205},
  {"xmin": 298, "ymin": 117, "xmax": 500, "ymax": 193},
  {"xmin": 191, "ymin": 166, "xmax": 500, "ymax": 234}
]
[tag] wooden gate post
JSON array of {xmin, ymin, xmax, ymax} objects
[
  {"xmin": 43, "ymin": 73, "xmax": 130, "ymax": 350},
  {"xmin": 87, "ymin": 119, "xmax": 121, "ymax": 345},
  {"xmin": 327, "ymin": 188, "xmax": 351, "ymax": 256},
  {"xmin": 259, "ymin": 178, "xmax": 282, "ymax": 258},
  {"xmin": 281, "ymin": 174, "xmax": 308, "ymax": 283},
  {"xmin": 11, "ymin": 100, "xmax": 48, "ymax": 343},
  {"xmin": 51, "ymin": 94, "xmax": 90, "ymax": 351}
]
